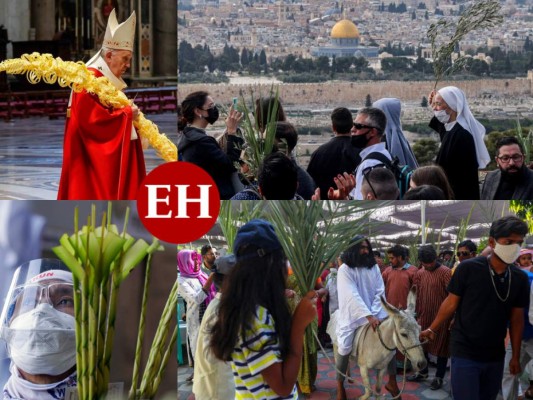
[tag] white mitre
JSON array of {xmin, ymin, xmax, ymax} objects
[
  {"xmin": 85, "ymin": 9, "xmax": 138, "ymax": 140},
  {"xmin": 86, "ymin": 9, "xmax": 136, "ymax": 90}
]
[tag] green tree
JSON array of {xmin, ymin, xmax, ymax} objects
[
  {"xmin": 421, "ymin": 96, "xmax": 428, "ymax": 107},
  {"xmin": 365, "ymin": 94, "xmax": 372, "ymax": 107},
  {"xmin": 467, "ymin": 58, "xmax": 490, "ymax": 76},
  {"xmin": 412, "ymin": 138, "xmax": 439, "ymax": 165},
  {"xmin": 381, "ymin": 57, "xmax": 413, "ymax": 73},
  {"xmin": 259, "ymin": 49, "xmax": 267, "ymax": 66},
  {"xmin": 241, "ymin": 48, "xmax": 250, "ymax": 67},
  {"xmin": 283, "ymin": 54, "xmax": 296, "ymax": 71},
  {"xmin": 316, "ymin": 56, "xmax": 330, "ymax": 74}
]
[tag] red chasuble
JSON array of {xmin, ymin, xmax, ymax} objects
[{"xmin": 57, "ymin": 68, "xmax": 146, "ymax": 200}]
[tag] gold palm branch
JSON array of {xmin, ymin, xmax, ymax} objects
[{"xmin": 0, "ymin": 52, "xmax": 177, "ymax": 162}]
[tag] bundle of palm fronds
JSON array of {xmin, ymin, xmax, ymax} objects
[
  {"xmin": 428, "ymin": 0, "xmax": 503, "ymax": 89},
  {"xmin": 52, "ymin": 203, "xmax": 165, "ymax": 399},
  {"xmin": 235, "ymin": 86, "xmax": 282, "ymax": 181}
]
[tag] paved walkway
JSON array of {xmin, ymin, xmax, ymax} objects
[
  {"xmin": 178, "ymin": 348, "xmax": 453, "ymax": 400},
  {"xmin": 0, "ymin": 114, "xmax": 176, "ymax": 199}
]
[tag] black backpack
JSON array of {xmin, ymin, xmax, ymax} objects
[{"xmin": 363, "ymin": 152, "xmax": 413, "ymax": 199}]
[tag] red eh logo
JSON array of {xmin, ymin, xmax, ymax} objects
[{"xmin": 137, "ymin": 162, "xmax": 220, "ymax": 244}]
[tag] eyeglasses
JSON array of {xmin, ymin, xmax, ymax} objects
[
  {"xmin": 362, "ymin": 167, "xmax": 379, "ymax": 199},
  {"xmin": 497, "ymin": 154, "xmax": 524, "ymax": 163},
  {"xmin": 7, "ymin": 282, "xmax": 75, "ymax": 323},
  {"xmin": 353, "ymin": 123, "xmax": 378, "ymax": 131},
  {"xmin": 456, "ymin": 251, "xmax": 472, "ymax": 257}
]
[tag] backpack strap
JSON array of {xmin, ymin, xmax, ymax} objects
[{"xmin": 363, "ymin": 152, "xmax": 392, "ymax": 167}]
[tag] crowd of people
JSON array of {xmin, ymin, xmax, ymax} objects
[
  {"xmin": 178, "ymin": 215, "xmax": 533, "ymax": 400},
  {"xmin": 178, "ymin": 86, "xmax": 533, "ymax": 200},
  {"xmin": 178, "ymin": 87, "xmax": 533, "ymax": 200}
]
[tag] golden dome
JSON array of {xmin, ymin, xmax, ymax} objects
[{"xmin": 330, "ymin": 19, "xmax": 360, "ymax": 39}]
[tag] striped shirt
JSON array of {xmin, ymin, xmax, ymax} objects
[{"xmin": 230, "ymin": 306, "xmax": 297, "ymax": 400}]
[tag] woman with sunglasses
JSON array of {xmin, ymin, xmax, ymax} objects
[{"xmin": 178, "ymin": 91, "xmax": 244, "ymax": 199}]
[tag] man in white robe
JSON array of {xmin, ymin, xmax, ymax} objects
[{"xmin": 335, "ymin": 236, "xmax": 388, "ymax": 399}]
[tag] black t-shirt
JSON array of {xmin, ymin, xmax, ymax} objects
[
  {"xmin": 306, "ymin": 136, "xmax": 361, "ymax": 200},
  {"xmin": 448, "ymin": 256, "xmax": 529, "ymax": 362}
]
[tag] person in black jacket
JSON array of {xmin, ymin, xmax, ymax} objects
[
  {"xmin": 307, "ymin": 107, "xmax": 362, "ymax": 199},
  {"xmin": 178, "ymin": 91, "xmax": 244, "ymax": 199},
  {"xmin": 481, "ymin": 136, "xmax": 533, "ymax": 200},
  {"xmin": 428, "ymin": 86, "xmax": 490, "ymax": 200}
]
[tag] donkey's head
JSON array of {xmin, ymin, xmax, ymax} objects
[{"xmin": 380, "ymin": 287, "xmax": 426, "ymax": 372}]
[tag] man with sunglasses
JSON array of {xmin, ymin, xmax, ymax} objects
[
  {"xmin": 451, "ymin": 240, "xmax": 477, "ymax": 275},
  {"xmin": 0, "ymin": 259, "xmax": 77, "ymax": 400},
  {"xmin": 349, "ymin": 107, "xmax": 392, "ymax": 200},
  {"xmin": 481, "ymin": 136, "xmax": 533, "ymax": 200}
]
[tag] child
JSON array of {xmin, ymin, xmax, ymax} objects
[
  {"xmin": 517, "ymin": 248, "xmax": 533, "ymax": 272},
  {"xmin": 210, "ymin": 219, "xmax": 317, "ymax": 399}
]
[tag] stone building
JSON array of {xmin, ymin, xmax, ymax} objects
[{"xmin": 310, "ymin": 19, "xmax": 379, "ymax": 58}]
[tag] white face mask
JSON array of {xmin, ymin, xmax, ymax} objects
[
  {"xmin": 434, "ymin": 109, "xmax": 450, "ymax": 124},
  {"xmin": 2, "ymin": 303, "xmax": 76, "ymax": 376},
  {"xmin": 494, "ymin": 243, "xmax": 522, "ymax": 265}
]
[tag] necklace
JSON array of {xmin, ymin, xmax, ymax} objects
[{"xmin": 488, "ymin": 257, "xmax": 511, "ymax": 302}]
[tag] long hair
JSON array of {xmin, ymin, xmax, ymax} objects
[
  {"xmin": 411, "ymin": 165, "xmax": 454, "ymax": 200},
  {"xmin": 340, "ymin": 238, "xmax": 375, "ymax": 269},
  {"xmin": 178, "ymin": 91, "xmax": 209, "ymax": 131},
  {"xmin": 255, "ymin": 97, "xmax": 287, "ymax": 132},
  {"xmin": 210, "ymin": 246, "xmax": 291, "ymax": 361}
]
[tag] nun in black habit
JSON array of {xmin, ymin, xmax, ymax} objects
[{"xmin": 429, "ymin": 86, "xmax": 490, "ymax": 200}]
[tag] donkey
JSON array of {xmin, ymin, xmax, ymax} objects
[{"xmin": 327, "ymin": 287, "xmax": 427, "ymax": 400}]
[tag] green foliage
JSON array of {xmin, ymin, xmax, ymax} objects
[
  {"xmin": 365, "ymin": 94, "xmax": 372, "ymax": 107},
  {"xmin": 510, "ymin": 201, "xmax": 533, "ymax": 233},
  {"xmin": 278, "ymin": 73, "xmax": 328, "ymax": 83},
  {"xmin": 177, "ymin": 72, "xmax": 229, "ymax": 84},
  {"xmin": 428, "ymin": 0, "xmax": 503, "ymax": 88},
  {"xmin": 267, "ymin": 201, "xmax": 384, "ymax": 293},
  {"xmin": 421, "ymin": 96, "xmax": 428, "ymax": 107},
  {"xmin": 412, "ymin": 138, "xmax": 439, "ymax": 165},
  {"xmin": 515, "ymin": 120, "xmax": 533, "ymax": 165},
  {"xmin": 236, "ymin": 86, "xmax": 281, "ymax": 180}
]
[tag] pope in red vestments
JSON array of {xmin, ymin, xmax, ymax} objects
[{"xmin": 57, "ymin": 8, "xmax": 146, "ymax": 200}]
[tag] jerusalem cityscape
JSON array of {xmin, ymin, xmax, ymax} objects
[{"xmin": 178, "ymin": 0, "xmax": 533, "ymax": 167}]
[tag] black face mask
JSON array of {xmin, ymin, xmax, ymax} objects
[
  {"xmin": 351, "ymin": 132, "xmax": 369, "ymax": 149},
  {"xmin": 205, "ymin": 106, "xmax": 219, "ymax": 125}
]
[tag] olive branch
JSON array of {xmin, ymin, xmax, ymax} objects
[{"xmin": 428, "ymin": 0, "xmax": 503, "ymax": 89}]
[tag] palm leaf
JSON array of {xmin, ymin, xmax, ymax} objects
[
  {"xmin": 266, "ymin": 201, "xmax": 387, "ymax": 294},
  {"xmin": 217, "ymin": 201, "xmax": 264, "ymax": 251},
  {"xmin": 428, "ymin": 0, "xmax": 503, "ymax": 88},
  {"xmin": 236, "ymin": 86, "xmax": 280, "ymax": 181}
]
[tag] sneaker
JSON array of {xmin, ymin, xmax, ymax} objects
[
  {"xmin": 430, "ymin": 377, "xmax": 443, "ymax": 390},
  {"xmin": 406, "ymin": 372, "xmax": 428, "ymax": 382}
]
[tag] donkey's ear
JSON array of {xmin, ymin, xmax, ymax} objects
[
  {"xmin": 406, "ymin": 286, "xmax": 417, "ymax": 315},
  {"xmin": 381, "ymin": 295, "xmax": 400, "ymax": 316}
]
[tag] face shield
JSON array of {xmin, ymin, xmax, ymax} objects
[{"xmin": 0, "ymin": 259, "xmax": 77, "ymax": 376}]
